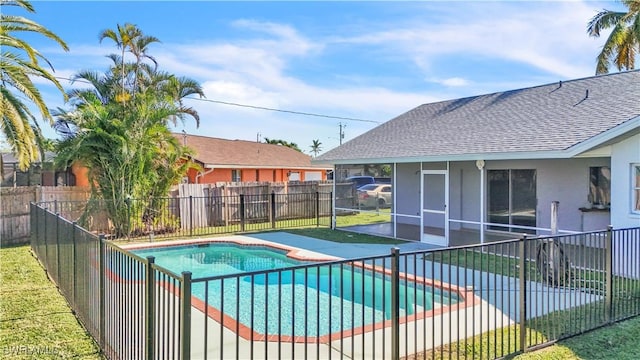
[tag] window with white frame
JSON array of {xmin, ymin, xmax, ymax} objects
[
  {"xmin": 633, "ymin": 164, "xmax": 640, "ymax": 213},
  {"xmin": 231, "ymin": 169, "xmax": 241, "ymax": 182}
]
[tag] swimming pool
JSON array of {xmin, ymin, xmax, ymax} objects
[{"xmin": 129, "ymin": 239, "xmax": 468, "ymax": 340}]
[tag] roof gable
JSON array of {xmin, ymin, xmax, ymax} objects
[{"xmin": 318, "ymin": 70, "xmax": 640, "ymax": 163}]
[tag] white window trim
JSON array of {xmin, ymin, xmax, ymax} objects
[
  {"xmin": 632, "ymin": 163, "xmax": 640, "ymax": 214},
  {"xmin": 232, "ymin": 169, "xmax": 241, "ymax": 182}
]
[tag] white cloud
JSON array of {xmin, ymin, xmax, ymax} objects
[
  {"xmin": 430, "ymin": 77, "xmax": 469, "ymax": 87},
  {"xmin": 331, "ymin": 1, "xmax": 607, "ymax": 80},
  {"xmin": 231, "ymin": 19, "xmax": 321, "ymax": 56}
]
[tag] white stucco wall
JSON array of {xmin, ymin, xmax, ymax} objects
[
  {"xmin": 610, "ymin": 133, "xmax": 640, "ymax": 279},
  {"xmin": 610, "ymin": 133, "xmax": 640, "ymax": 229}
]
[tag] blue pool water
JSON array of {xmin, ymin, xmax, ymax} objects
[{"xmin": 131, "ymin": 242, "xmax": 461, "ymax": 338}]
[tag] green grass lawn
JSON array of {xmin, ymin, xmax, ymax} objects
[
  {"xmin": 0, "ymin": 245, "xmax": 102, "ymax": 359},
  {"xmin": 513, "ymin": 314, "xmax": 640, "ymax": 360},
  {"xmin": 402, "ymin": 315, "xmax": 640, "ymax": 360},
  {"xmin": 335, "ymin": 208, "xmax": 391, "ymax": 227}
]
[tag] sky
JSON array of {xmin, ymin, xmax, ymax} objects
[{"xmin": 6, "ymin": 0, "xmax": 623, "ymax": 156}]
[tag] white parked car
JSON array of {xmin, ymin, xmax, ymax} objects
[{"xmin": 357, "ymin": 184, "xmax": 392, "ymax": 208}]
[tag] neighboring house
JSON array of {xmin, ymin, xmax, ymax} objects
[
  {"xmin": 177, "ymin": 133, "xmax": 332, "ymax": 183},
  {"xmin": 317, "ymin": 70, "xmax": 640, "ymax": 246},
  {"xmin": 1, "ymin": 152, "xmax": 75, "ymax": 187}
]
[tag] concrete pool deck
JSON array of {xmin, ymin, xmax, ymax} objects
[
  {"xmin": 187, "ymin": 297, "xmax": 512, "ymax": 359},
  {"xmin": 245, "ymin": 231, "xmax": 442, "ymax": 258}
]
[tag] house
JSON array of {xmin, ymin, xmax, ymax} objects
[
  {"xmin": 177, "ymin": 133, "xmax": 332, "ymax": 183},
  {"xmin": 317, "ymin": 70, "xmax": 640, "ymax": 246},
  {"xmin": 1, "ymin": 152, "xmax": 76, "ymax": 187}
]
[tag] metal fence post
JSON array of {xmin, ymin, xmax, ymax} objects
[
  {"xmin": 43, "ymin": 207, "xmax": 48, "ymax": 268},
  {"xmin": 605, "ymin": 225, "xmax": 613, "ymax": 323},
  {"xmin": 270, "ymin": 192, "xmax": 276, "ymax": 229},
  {"xmin": 330, "ymin": 191, "xmax": 335, "ymax": 229},
  {"xmin": 519, "ymin": 234, "xmax": 528, "ymax": 352},
  {"xmin": 72, "ymin": 221, "xmax": 77, "ymax": 309},
  {"xmin": 240, "ymin": 194, "xmax": 246, "ymax": 232},
  {"xmin": 188, "ymin": 196, "xmax": 194, "ymax": 237},
  {"xmin": 315, "ymin": 191, "xmax": 320, "ymax": 227},
  {"xmin": 180, "ymin": 271, "xmax": 192, "ymax": 360},
  {"xmin": 30, "ymin": 203, "xmax": 35, "ymax": 248},
  {"xmin": 126, "ymin": 198, "xmax": 132, "ymax": 239},
  {"xmin": 56, "ymin": 213, "xmax": 61, "ymax": 283},
  {"xmin": 391, "ymin": 247, "xmax": 400, "ymax": 360},
  {"xmin": 98, "ymin": 234, "xmax": 106, "ymax": 348},
  {"xmin": 146, "ymin": 256, "xmax": 156, "ymax": 360}
]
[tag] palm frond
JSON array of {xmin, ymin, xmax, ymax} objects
[
  {"xmin": 0, "ymin": 14, "xmax": 68, "ymax": 51},
  {"xmin": 588, "ymin": 1, "xmax": 640, "ymax": 74}
]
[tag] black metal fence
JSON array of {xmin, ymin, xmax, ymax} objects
[
  {"xmin": 30, "ymin": 202, "xmax": 640, "ymax": 359},
  {"xmin": 37, "ymin": 191, "xmax": 333, "ymax": 240}
]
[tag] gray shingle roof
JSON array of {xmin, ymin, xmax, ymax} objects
[{"xmin": 317, "ymin": 70, "xmax": 640, "ymax": 163}]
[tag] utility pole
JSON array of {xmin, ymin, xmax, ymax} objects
[
  {"xmin": 339, "ymin": 123, "xmax": 346, "ymax": 145},
  {"xmin": 256, "ymin": 132, "xmax": 261, "ymax": 142}
]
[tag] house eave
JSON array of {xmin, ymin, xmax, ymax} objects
[
  {"xmin": 567, "ymin": 115, "xmax": 640, "ymax": 157},
  {"xmin": 202, "ymin": 164, "xmax": 332, "ymax": 170},
  {"xmin": 323, "ymin": 151, "xmax": 571, "ymax": 165}
]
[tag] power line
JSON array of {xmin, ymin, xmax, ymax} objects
[
  {"xmin": 186, "ymin": 97, "xmax": 381, "ymax": 124},
  {"xmin": 54, "ymin": 76, "xmax": 382, "ymax": 124}
]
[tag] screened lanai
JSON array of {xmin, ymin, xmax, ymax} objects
[{"xmin": 333, "ymin": 160, "xmax": 579, "ymax": 247}]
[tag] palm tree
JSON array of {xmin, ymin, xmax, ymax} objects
[
  {"xmin": 587, "ymin": 0, "xmax": 640, "ymax": 74},
  {"xmin": 310, "ymin": 139, "xmax": 323, "ymax": 157},
  {"xmin": 99, "ymin": 23, "xmax": 156, "ymax": 102},
  {"xmin": 129, "ymin": 34, "xmax": 160, "ymax": 93},
  {"xmin": 263, "ymin": 137, "xmax": 302, "ymax": 152},
  {"xmin": 55, "ymin": 25, "xmax": 202, "ymax": 236},
  {"xmin": 0, "ymin": 0, "xmax": 68, "ymax": 171}
]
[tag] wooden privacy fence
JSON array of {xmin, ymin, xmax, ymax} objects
[{"xmin": 1, "ymin": 186, "xmax": 91, "ymax": 244}]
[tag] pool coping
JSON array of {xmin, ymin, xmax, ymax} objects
[
  {"xmin": 118, "ymin": 235, "xmax": 341, "ymax": 262},
  {"xmin": 115, "ymin": 236, "xmax": 481, "ymax": 344}
]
